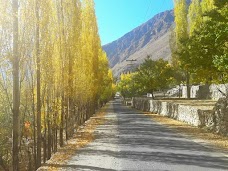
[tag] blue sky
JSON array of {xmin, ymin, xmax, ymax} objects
[{"xmin": 94, "ymin": 0, "xmax": 174, "ymax": 45}]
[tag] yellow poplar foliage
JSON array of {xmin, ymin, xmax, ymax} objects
[
  {"xmin": 188, "ymin": 0, "xmax": 202, "ymax": 36},
  {"xmin": 0, "ymin": 0, "xmax": 113, "ymax": 167},
  {"xmin": 174, "ymin": 0, "xmax": 188, "ymax": 42},
  {"xmin": 201, "ymin": 0, "xmax": 215, "ymax": 13}
]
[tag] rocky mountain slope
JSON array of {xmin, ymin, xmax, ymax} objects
[{"xmin": 102, "ymin": 9, "xmax": 174, "ymax": 77}]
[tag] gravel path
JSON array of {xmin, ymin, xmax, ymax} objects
[{"xmin": 61, "ymin": 99, "xmax": 228, "ymax": 171}]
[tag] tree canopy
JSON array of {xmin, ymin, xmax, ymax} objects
[
  {"xmin": 172, "ymin": 0, "xmax": 228, "ymax": 84},
  {"xmin": 117, "ymin": 58, "xmax": 176, "ymax": 98}
]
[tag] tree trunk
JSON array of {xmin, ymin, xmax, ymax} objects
[
  {"xmin": 52, "ymin": 128, "xmax": 55, "ymax": 152},
  {"xmin": 186, "ymin": 71, "xmax": 190, "ymax": 99},
  {"xmin": 151, "ymin": 91, "xmax": 154, "ymax": 99},
  {"xmin": 55, "ymin": 128, "xmax": 58, "ymax": 152},
  {"xmin": 59, "ymin": 0, "xmax": 67, "ymax": 143},
  {"xmin": 36, "ymin": 0, "xmax": 41, "ymax": 168},
  {"xmin": 12, "ymin": 0, "xmax": 20, "ymax": 170},
  {"xmin": 68, "ymin": 51, "xmax": 74, "ymax": 138},
  {"xmin": 47, "ymin": 97, "xmax": 51, "ymax": 159},
  {"xmin": 179, "ymin": 84, "xmax": 181, "ymax": 98},
  {"xmin": 32, "ymin": 84, "xmax": 36, "ymax": 167},
  {"xmin": 60, "ymin": 94, "xmax": 64, "ymax": 146},
  {"xmin": 65, "ymin": 97, "xmax": 68, "ymax": 140},
  {"xmin": 43, "ymin": 107, "xmax": 46, "ymax": 164}
]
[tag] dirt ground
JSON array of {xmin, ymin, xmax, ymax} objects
[{"xmin": 37, "ymin": 105, "xmax": 108, "ymax": 171}]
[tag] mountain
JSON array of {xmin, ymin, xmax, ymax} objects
[{"xmin": 102, "ymin": 9, "xmax": 174, "ymax": 78}]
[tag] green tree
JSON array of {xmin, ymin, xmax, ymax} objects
[
  {"xmin": 210, "ymin": 0, "xmax": 228, "ymax": 82},
  {"xmin": 133, "ymin": 58, "xmax": 175, "ymax": 98},
  {"xmin": 182, "ymin": 0, "xmax": 227, "ymax": 83},
  {"xmin": 117, "ymin": 73, "xmax": 135, "ymax": 99}
]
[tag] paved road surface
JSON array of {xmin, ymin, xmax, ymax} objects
[{"xmin": 64, "ymin": 100, "xmax": 228, "ymax": 171}]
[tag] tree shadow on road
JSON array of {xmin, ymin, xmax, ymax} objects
[
  {"xmin": 42, "ymin": 163, "xmax": 118, "ymax": 171},
  {"xmin": 41, "ymin": 101, "xmax": 228, "ymax": 170}
]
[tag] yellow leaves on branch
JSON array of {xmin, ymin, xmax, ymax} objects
[{"xmin": 0, "ymin": 0, "xmax": 114, "ymax": 165}]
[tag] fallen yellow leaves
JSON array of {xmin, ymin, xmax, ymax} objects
[
  {"xmin": 37, "ymin": 105, "xmax": 108, "ymax": 171},
  {"xmin": 145, "ymin": 113, "xmax": 228, "ymax": 150}
]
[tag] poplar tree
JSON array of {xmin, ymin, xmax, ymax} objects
[
  {"xmin": 188, "ymin": 0, "xmax": 202, "ymax": 36},
  {"xmin": 173, "ymin": 0, "xmax": 190, "ymax": 98},
  {"xmin": 201, "ymin": 0, "xmax": 215, "ymax": 13},
  {"xmin": 174, "ymin": 0, "xmax": 188, "ymax": 42}
]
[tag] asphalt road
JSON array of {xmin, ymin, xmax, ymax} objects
[{"xmin": 64, "ymin": 99, "xmax": 228, "ymax": 171}]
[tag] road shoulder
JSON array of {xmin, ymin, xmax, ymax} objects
[
  {"xmin": 37, "ymin": 104, "xmax": 109, "ymax": 171},
  {"xmin": 144, "ymin": 112, "xmax": 228, "ymax": 154}
]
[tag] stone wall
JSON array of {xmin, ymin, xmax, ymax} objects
[
  {"xmin": 213, "ymin": 98, "xmax": 228, "ymax": 135},
  {"xmin": 181, "ymin": 84, "xmax": 227, "ymax": 100},
  {"xmin": 132, "ymin": 98, "xmax": 150, "ymax": 111},
  {"xmin": 131, "ymin": 97, "xmax": 228, "ymax": 136},
  {"xmin": 210, "ymin": 84, "xmax": 228, "ymax": 100},
  {"xmin": 123, "ymin": 98, "xmax": 132, "ymax": 106}
]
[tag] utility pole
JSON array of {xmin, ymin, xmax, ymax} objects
[
  {"xmin": 126, "ymin": 59, "xmax": 137, "ymax": 74},
  {"xmin": 126, "ymin": 59, "xmax": 137, "ymax": 64}
]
